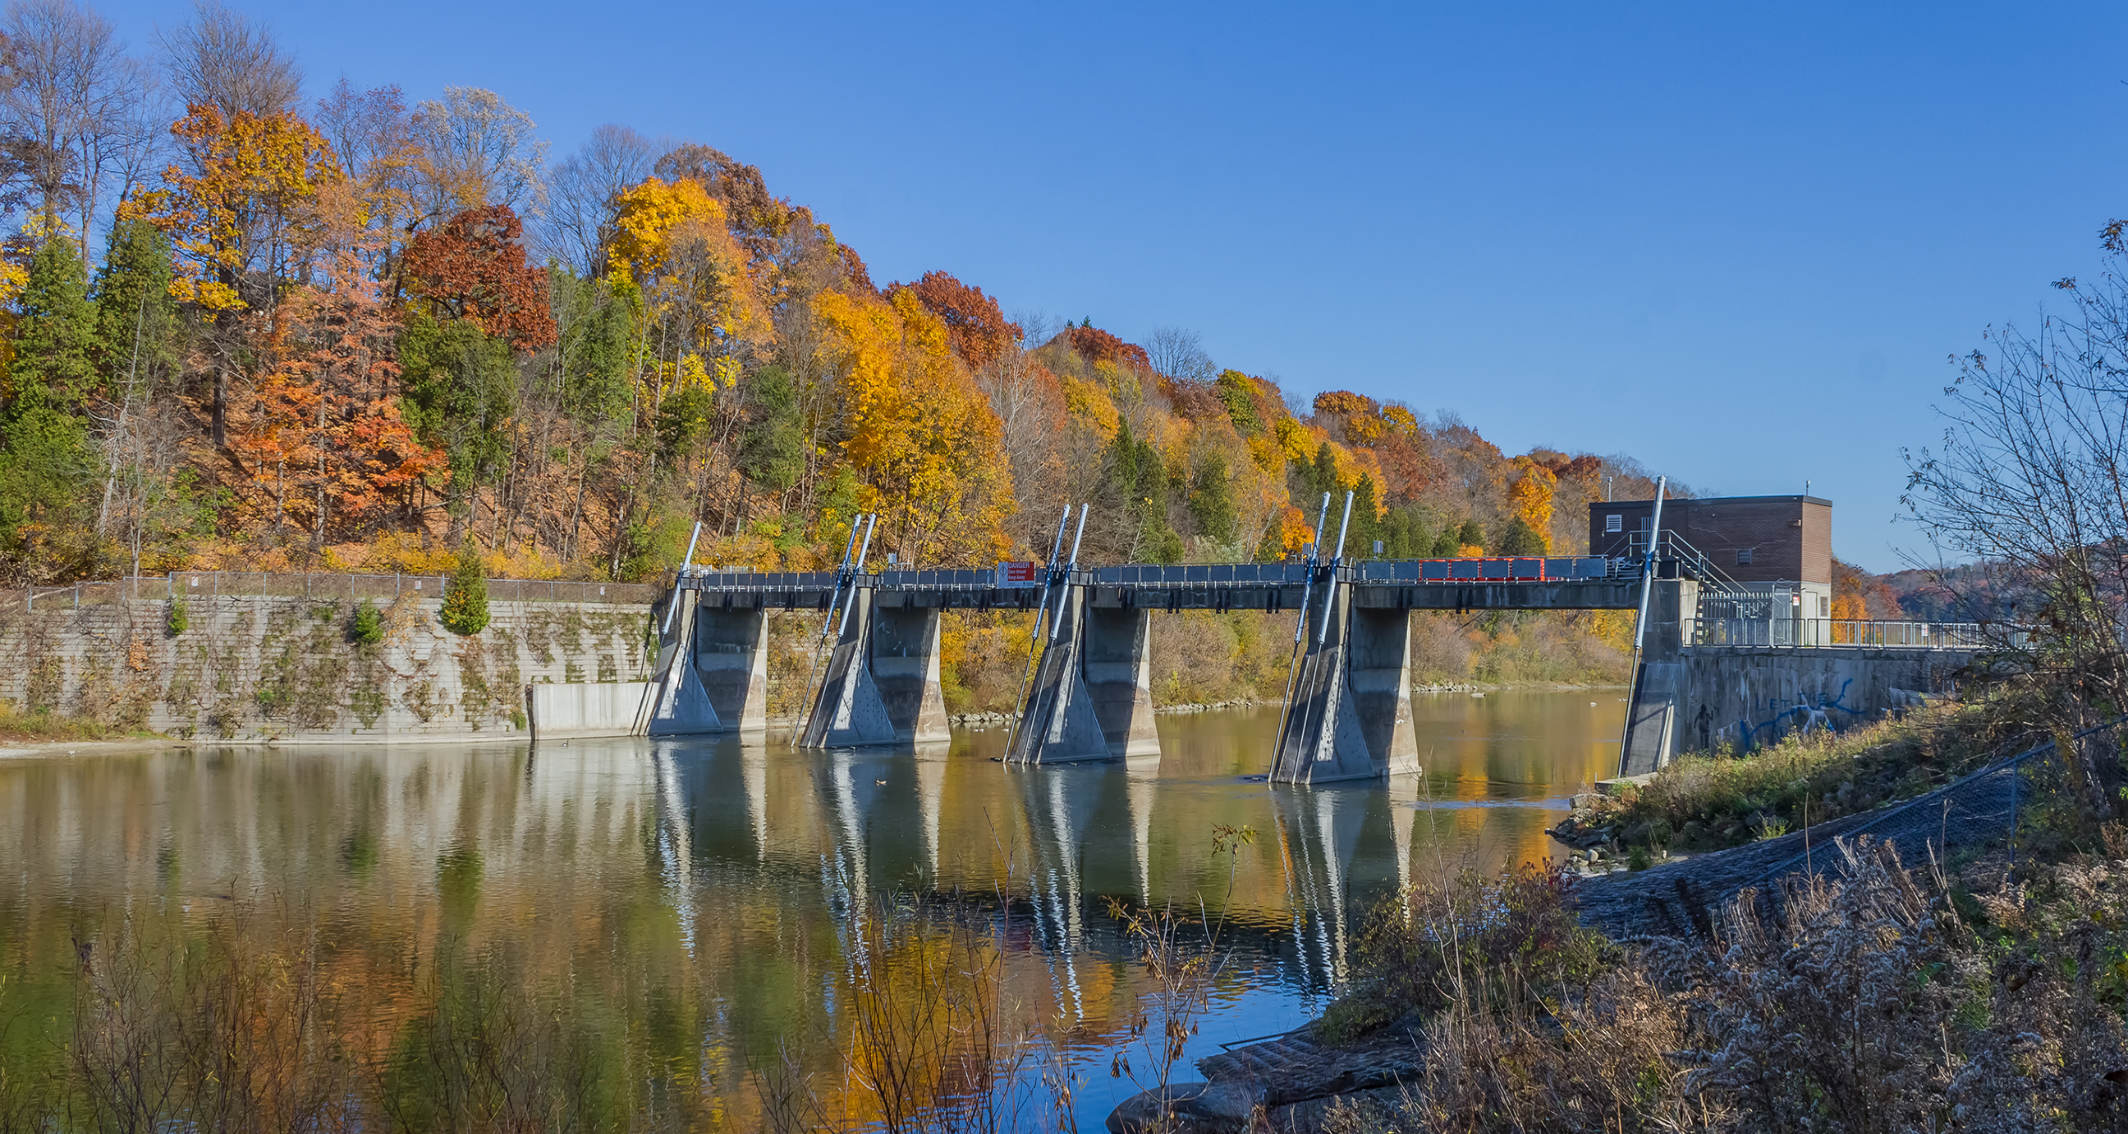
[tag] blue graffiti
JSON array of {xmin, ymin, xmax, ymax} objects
[{"xmin": 1729, "ymin": 677, "xmax": 1859, "ymax": 752}]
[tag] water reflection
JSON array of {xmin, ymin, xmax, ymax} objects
[{"xmin": 0, "ymin": 690, "xmax": 1623, "ymax": 1128}]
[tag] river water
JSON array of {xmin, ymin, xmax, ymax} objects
[{"xmin": 0, "ymin": 691, "xmax": 1624, "ymax": 1128}]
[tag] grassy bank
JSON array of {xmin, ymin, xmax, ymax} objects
[
  {"xmin": 0, "ymin": 704, "xmax": 155, "ymax": 744},
  {"xmin": 1551, "ymin": 699, "xmax": 2039, "ymax": 857},
  {"xmin": 1313, "ymin": 838, "xmax": 2128, "ymax": 1132}
]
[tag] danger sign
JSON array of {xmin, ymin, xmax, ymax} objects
[{"xmin": 996, "ymin": 561, "xmax": 1042, "ymax": 588}]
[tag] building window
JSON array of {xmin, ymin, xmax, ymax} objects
[
  {"xmin": 1819, "ymin": 595, "xmax": 1830, "ymax": 617},
  {"xmin": 1735, "ymin": 549, "xmax": 1754, "ymax": 565},
  {"xmin": 1605, "ymin": 514, "xmax": 1622, "ymax": 534}
]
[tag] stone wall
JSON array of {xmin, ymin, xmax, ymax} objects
[{"xmin": 0, "ymin": 593, "xmax": 655, "ymax": 742}]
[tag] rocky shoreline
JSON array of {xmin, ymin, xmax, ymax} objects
[{"xmin": 1106, "ymin": 1025, "xmax": 1426, "ymax": 1133}]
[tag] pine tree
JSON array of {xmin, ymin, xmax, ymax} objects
[
  {"xmin": 1497, "ymin": 517, "xmax": 1547, "ymax": 556},
  {"xmin": 0, "ymin": 235, "xmax": 100, "ymax": 550},
  {"xmin": 440, "ymin": 543, "xmax": 491, "ymax": 635},
  {"xmin": 739, "ymin": 364, "xmax": 805, "ymax": 493},
  {"xmin": 92, "ymin": 219, "xmax": 178, "ymax": 388},
  {"xmin": 1187, "ymin": 454, "xmax": 1239, "ymax": 546},
  {"xmin": 1456, "ymin": 518, "xmax": 1487, "ymax": 553}
]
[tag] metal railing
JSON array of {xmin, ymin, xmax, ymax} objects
[
  {"xmin": 6, "ymin": 571, "xmax": 662, "ymax": 613},
  {"xmin": 1689, "ymin": 617, "xmax": 2000, "ymax": 649}
]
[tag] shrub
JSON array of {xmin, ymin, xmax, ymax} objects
[
  {"xmin": 439, "ymin": 546, "xmax": 490, "ymax": 636},
  {"xmin": 166, "ymin": 597, "xmax": 187, "ymax": 636},
  {"xmin": 350, "ymin": 600, "xmax": 384, "ymax": 646},
  {"xmin": 1321, "ymin": 861, "xmax": 1607, "ymax": 1042}
]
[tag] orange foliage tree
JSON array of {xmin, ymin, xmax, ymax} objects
[
  {"xmin": 897, "ymin": 270, "xmax": 1019, "ymax": 369},
  {"xmin": 229, "ymin": 245, "xmax": 442, "ymax": 544},
  {"xmin": 120, "ymin": 103, "xmax": 341, "ymax": 449}
]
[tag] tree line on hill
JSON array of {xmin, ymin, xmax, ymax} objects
[{"xmin": 0, "ymin": 0, "xmax": 1701, "ymax": 589}]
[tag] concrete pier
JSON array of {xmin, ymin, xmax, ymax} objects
[
  {"xmin": 1007, "ymin": 586, "xmax": 1159, "ymax": 764},
  {"xmin": 640, "ymin": 587, "xmax": 721, "ymax": 736},
  {"xmin": 798, "ymin": 586, "xmax": 951, "ymax": 748},
  {"xmin": 693, "ymin": 600, "xmax": 771, "ymax": 731},
  {"xmin": 1269, "ymin": 569, "xmax": 1419, "ymax": 784}
]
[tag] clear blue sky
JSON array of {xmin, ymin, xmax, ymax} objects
[{"xmin": 99, "ymin": 1, "xmax": 2128, "ymax": 571}]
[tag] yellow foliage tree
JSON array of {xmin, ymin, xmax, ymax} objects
[
  {"xmin": 121, "ymin": 104, "xmax": 341, "ymax": 313},
  {"xmin": 816, "ymin": 288, "xmax": 1013, "ymax": 564},
  {"xmin": 606, "ymin": 176, "xmax": 771, "ymax": 380},
  {"xmin": 1508, "ymin": 456, "xmax": 1558, "ymax": 551}
]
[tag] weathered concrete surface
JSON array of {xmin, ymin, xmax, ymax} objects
[
  {"xmin": 1620, "ymin": 580, "xmax": 1976, "ymax": 774},
  {"xmin": 1270, "ymin": 579, "xmax": 1418, "ymax": 783},
  {"xmin": 1009, "ymin": 589, "xmax": 1159, "ymax": 764},
  {"xmin": 800, "ymin": 589, "xmax": 898, "ymax": 748},
  {"xmin": 528, "ymin": 681, "xmax": 652, "ymax": 740},
  {"xmin": 869, "ymin": 603, "xmax": 950, "ymax": 742},
  {"xmin": 0, "ymin": 595, "xmax": 654, "ymax": 742},
  {"xmin": 693, "ymin": 603, "xmax": 769, "ymax": 730}
]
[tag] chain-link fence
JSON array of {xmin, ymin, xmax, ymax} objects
[{"xmin": 3, "ymin": 571, "xmax": 663, "ymax": 613}]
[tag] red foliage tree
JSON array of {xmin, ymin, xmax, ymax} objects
[
  {"xmin": 1059, "ymin": 324, "xmax": 1150, "ymax": 371},
  {"xmin": 896, "ymin": 270, "xmax": 1020, "ymax": 369},
  {"xmin": 401, "ymin": 204, "xmax": 557, "ymax": 350}
]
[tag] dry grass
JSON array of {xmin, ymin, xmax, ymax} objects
[{"xmin": 1322, "ymin": 835, "xmax": 2128, "ymax": 1133}]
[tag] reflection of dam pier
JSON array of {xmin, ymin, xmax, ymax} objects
[{"xmin": 651, "ymin": 733, "xmax": 1424, "ymax": 989}]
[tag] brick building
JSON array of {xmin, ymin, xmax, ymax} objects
[{"xmin": 1588, "ymin": 495, "xmax": 1833, "ymax": 617}]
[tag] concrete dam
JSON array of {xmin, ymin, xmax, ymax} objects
[{"xmin": 609, "ymin": 492, "xmax": 1991, "ymax": 782}]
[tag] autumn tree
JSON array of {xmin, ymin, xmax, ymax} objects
[
  {"xmin": 121, "ymin": 102, "xmax": 339, "ymax": 445},
  {"xmin": 816, "ymin": 286, "xmax": 1012, "ymax": 564},
  {"xmin": 230, "ymin": 243, "xmax": 440, "ymax": 546},
  {"xmin": 402, "ymin": 204, "xmax": 557, "ymax": 350},
  {"xmin": 896, "ymin": 270, "xmax": 1018, "ymax": 370}
]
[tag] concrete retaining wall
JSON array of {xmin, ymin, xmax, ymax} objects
[
  {"xmin": 527, "ymin": 681, "xmax": 653, "ymax": 741},
  {"xmin": 1670, "ymin": 646, "xmax": 1964, "ymax": 755},
  {"xmin": 0, "ymin": 593, "xmax": 654, "ymax": 742},
  {"xmin": 1619, "ymin": 580, "xmax": 1974, "ymax": 774}
]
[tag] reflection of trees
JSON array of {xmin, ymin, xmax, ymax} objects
[{"xmin": 0, "ymin": 719, "xmax": 1590, "ymax": 1130}]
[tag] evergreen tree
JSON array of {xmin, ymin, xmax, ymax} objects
[
  {"xmin": 556, "ymin": 272, "xmax": 635, "ymax": 428},
  {"xmin": 739, "ymin": 364, "xmax": 805, "ymax": 493},
  {"xmin": 1381, "ymin": 504, "xmax": 1431, "ymax": 558},
  {"xmin": 1457, "ymin": 518, "xmax": 1487, "ymax": 552},
  {"xmin": 13, "ymin": 235, "xmax": 98, "ymax": 407},
  {"xmin": 1430, "ymin": 528, "xmax": 1461, "ymax": 556},
  {"xmin": 1104, "ymin": 420, "xmax": 1183, "ymax": 563},
  {"xmin": 0, "ymin": 236, "xmax": 100, "ymax": 548},
  {"xmin": 400, "ymin": 314, "xmax": 518, "ymax": 531},
  {"xmin": 1497, "ymin": 516, "xmax": 1547, "ymax": 556},
  {"xmin": 1344, "ymin": 475, "xmax": 1381, "ymax": 556},
  {"xmin": 92, "ymin": 219, "xmax": 178, "ymax": 389},
  {"xmin": 1187, "ymin": 453, "xmax": 1239, "ymax": 546},
  {"xmin": 439, "ymin": 543, "xmax": 491, "ymax": 635}
]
